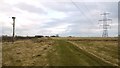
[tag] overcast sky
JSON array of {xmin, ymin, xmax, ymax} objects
[{"xmin": 0, "ymin": 0, "xmax": 119, "ymax": 37}]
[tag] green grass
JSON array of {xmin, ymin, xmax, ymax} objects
[
  {"xmin": 72, "ymin": 41, "xmax": 118, "ymax": 65},
  {"xmin": 46, "ymin": 40, "xmax": 113, "ymax": 66}
]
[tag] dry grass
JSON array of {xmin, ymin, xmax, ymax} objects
[
  {"xmin": 2, "ymin": 37, "xmax": 119, "ymax": 66},
  {"xmin": 69, "ymin": 39, "xmax": 118, "ymax": 66},
  {"xmin": 2, "ymin": 38, "xmax": 55, "ymax": 66}
]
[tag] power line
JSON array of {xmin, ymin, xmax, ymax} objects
[
  {"xmin": 99, "ymin": 12, "xmax": 112, "ymax": 37},
  {"xmin": 70, "ymin": 0, "xmax": 94, "ymax": 25},
  {"xmin": 82, "ymin": 2, "xmax": 95, "ymax": 23}
]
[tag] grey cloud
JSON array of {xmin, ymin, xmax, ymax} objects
[
  {"xmin": 41, "ymin": 2, "xmax": 79, "ymax": 12},
  {"xmin": 15, "ymin": 2, "xmax": 46, "ymax": 14},
  {"xmin": 2, "ymin": 26, "xmax": 12, "ymax": 36},
  {"xmin": 0, "ymin": 2, "xmax": 21, "ymax": 15},
  {"xmin": 1, "ymin": 1, "xmax": 118, "ymax": 37}
]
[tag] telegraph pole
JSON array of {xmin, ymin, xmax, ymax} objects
[
  {"xmin": 12, "ymin": 17, "xmax": 16, "ymax": 43},
  {"xmin": 99, "ymin": 12, "xmax": 112, "ymax": 37}
]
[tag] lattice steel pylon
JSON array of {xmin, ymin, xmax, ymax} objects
[{"xmin": 99, "ymin": 12, "xmax": 112, "ymax": 37}]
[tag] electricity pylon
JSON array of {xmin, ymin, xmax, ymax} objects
[{"xmin": 99, "ymin": 12, "xmax": 112, "ymax": 37}]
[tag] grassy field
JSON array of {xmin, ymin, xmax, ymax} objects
[
  {"xmin": 47, "ymin": 40, "xmax": 114, "ymax": 66},
  {"xmin": 2, "ymin": 37, "xmax": 118, "ymax": 66},
  {"xmin": 69, "ymin": 40, "xmax": 118, "ymax": 66},
  {"xmin": 3, "ymin": 38, "xmax": 55, "ymax": 66}
]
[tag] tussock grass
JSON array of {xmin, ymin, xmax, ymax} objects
[{"xmin": 3, "ymin": 38, "xmax": 55, "ymax": 66}]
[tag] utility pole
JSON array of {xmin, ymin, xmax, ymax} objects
[
  {"xmin": 12, "ymin": 17, "xmax": 16, "ymax": 43},
  {"xmin": 99, "ymin": 12, "xmax": 112, "ymax": 37}
]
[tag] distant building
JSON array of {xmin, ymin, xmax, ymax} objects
[
  {"xmin": 35, "ymin": 35, "xmax": 44, "ymax": 38},
  {"xmin": 50, "ymin": 35, "xmax": 56, "ymax": 37},
  {"xmin": 45, "ymin": 36, "xmax": 49, "ymax": 37},
  {"xmin": 68, "ymin": 36, "xmax": 72, "ymax": 37}
]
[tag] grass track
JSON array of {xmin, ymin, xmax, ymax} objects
[{"xmin": 47, "ymin": 40, "xmax": 113, "ymax": 66}]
